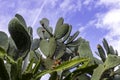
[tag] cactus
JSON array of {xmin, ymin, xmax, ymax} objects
[
  {"xmin": 54, "ymin": 42, "xmax": 66, "ymax": 59},
  {"xmin": 0, "ymin": 31, "xmax": 8, "ymax": 52},
  {"xmin": 7, "ymin": 37, "xmax": 18, "ymax": 59},
  {"xmin": 0, "ymin": 57, "xmax": 10, "ymax": 80},
  {"xmin": 40, "ymin": 18, "xmax": 49, "ymax": 27},
  {"xmin": 8, "ymin": 17, "xmax": 31, "ymax": 59},
  {"xmin": 31, "ymin": 38, "xmax": 40, "ymax": 51},
  {"xmin": 39, "ymin": 37, "xmax": 56, "ymax": 58},
  {"xmin": 77, "ymin": 38, "xmax": 94, "ymax": 64},
  {"xmin": 62, "ymin": 25, "xmax": 72, "ymax": 42},
  {"xmin": 97, "ymin": 44, "xmax": 106, "ymax": 62},
  {"xmin": 54, "ymin": 23, "xmax": 69, "ymax": 39},
  {"xmin": 0, "ymin": 14, "xmax": 120, "ymax": 80},
  {"xmin": 91, "ymin": 55, "xmax": 120, "ymax": 80},
  {"xmin": 37, "ymin": 27, "xmax": 53, "ymax": 39},
  {"xmin": 66, "ymin": 31, "xmax": 80, "ymax": 44},
  {"xmin": 15, "ymin": 14, "xmax": 27, "ymax": 27},
  {"xmin": 91, "ymin": 38, "xmax": 120, "ymax": 80}
]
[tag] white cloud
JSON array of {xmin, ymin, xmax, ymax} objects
[
  {"xmin": 99, "ymin": 0, "xmax": 120, "ymax": 5},
  {"xmin": 83, "ymin": 0, "xmax": 95, "ymax": 6},
  {"xmin": 97, "ymin": 0, "xmax": 120, "ymax": 8},
  {"xmin": 78, "ymin": 23, "xmax": 87, "ymax": 34},
  {"xmin": 79, "ymin": 26, "xmax": 85, "ymax": 32},
  {"xmin": 94, "ymin": 0, "xmax": 120, "ymax": 55},
  {"xmin": 96, "ymin": 9, "xmax": 120, "ymax": 29},
  {"xmin": 97, "ymin": 9, "xmax": 120, "ymax": 54},
  {"xmin": 78, "ymin": 26, "xmax": 86, "ymax": 38},
  {"xmin": 60, "ymin": 0, "xmax": 81, "ymax": 12}
]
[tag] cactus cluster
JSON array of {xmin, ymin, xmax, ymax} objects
[
  {"xmin": 91, "ymin": 39, "xmax": 120, "ymax": 80},
  {"xmin": 37, "ymin": 17, "xmax": 85, "ymax": 70},
  {"xmin": 0, "ymin": 14, "xmax": 120, "ymax": 80}
]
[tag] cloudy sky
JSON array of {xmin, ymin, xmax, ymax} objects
[
  {"xmin": 0, "ymin": 0, "xmax": 120, "ymax": 55},
  {"xmin": 0, "ymin": 0, "xmax": 120, "ymax": 79}
]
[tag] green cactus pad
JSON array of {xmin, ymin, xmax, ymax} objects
[
  {"xmin": 97, "ymin": 44, "xmax": 106, "ymax": 62},
  {"xmin": 31, "ymin": 38, "xmax": 40, "ymax": 50},
  {"xmin": 66, "ymin": 31, "xmax": 80, "ymax": 44},
  {"xmin": 91, "ymin": 55, "xmax": 120, "ymax": 80},
  {"xmin": 15, "ymin": 14, "xmax": 27, "ymax": 28},
  {"xmin": 8, "ymin": 17, "xmax": 31, "ymax": 59},
  {"xmin": 40, "ymin": 18, "xmax": 49, "ymax": 27},
  {"xmin": 7, "ymin": 38, "xmax": 17, "ymax": 59},
  {"xmin": 54, "ymin": 24, "xmax": 69, "ymax": 39},
  {"xmin": 28, "ymin": 26, "xmax": 33, "ymax": 37},
  {"xmin": 62, "ymin": 25, "xmax": 72, "ymax": 42},
  {"xmin": 37, "ymin": 27, "xmax": 52, "ymax": 39},
  {"xmin": 0, "ymin": 31, "xmax": 8, "ymax": 52},
  {"xmin": 40, "ymin": 37, "xmax": 56, "ymax": 57},
  {"xmin": 54, "ymin": 42, "xmax": 66, "ymax": 59}
]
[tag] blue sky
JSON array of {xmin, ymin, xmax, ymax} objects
[
  {"xmin": 0, "ymin": 0, "xmax": 120, "ymax": 55},
  {"xmin": 0, "ymin": 0, "xmax": 120, "ymax": 79}
]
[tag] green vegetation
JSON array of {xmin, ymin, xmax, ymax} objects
[{"xmin": 0, "ymin": 14, "xmax": 120, "ymax": 80}]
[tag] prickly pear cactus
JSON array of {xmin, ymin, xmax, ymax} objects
[
  {"xmin": 0, "ymin": 14, "xmax": 120, "ymax": 80},
  {"xmin": 0, "ymin": 31, "xmax": 8, "ymax": 52},
  {"xmin": 8, "ymin": 16, "xmax": 31, "ymax": 59}
]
